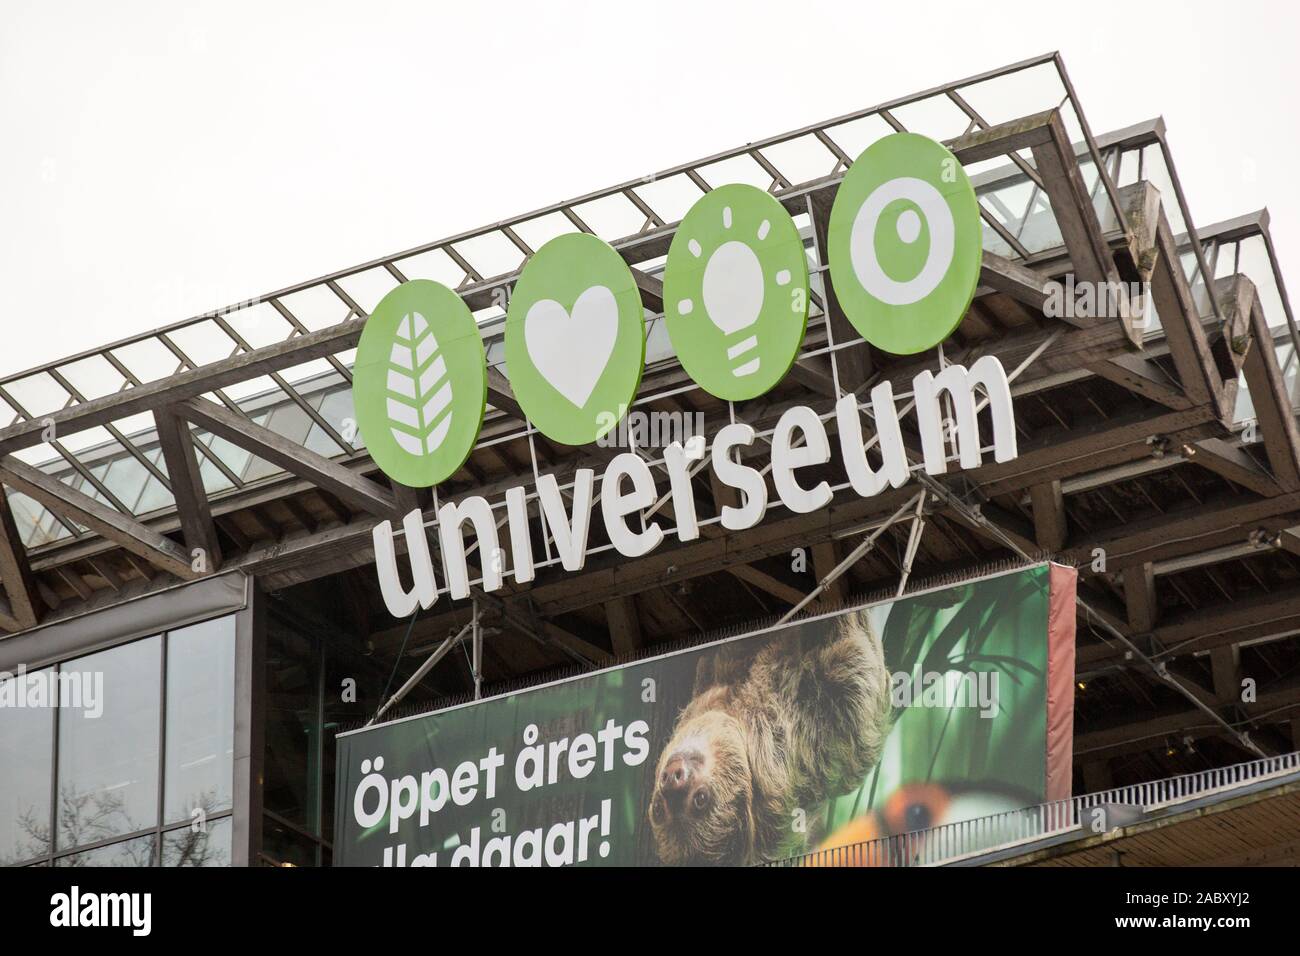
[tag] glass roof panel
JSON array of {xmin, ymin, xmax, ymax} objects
[
  {"xmin": 890, "ymin": 94, "xmax": 975, "ymax": 141},
  {"xmin": 279, "ymin": 358, "xmax": 336, "ymax": 392},
  {"xmin": 57, "ymin": 354, "xmax": 128, "ymax": 402},
  {"xmin": 165, "ymin": 322, "xmax": 240, "ymax": 368},
  {"xmin": 278, "ymin": 283, "xmax": 354, "ymax": 331},
  {"xmin": 197, "ymin": 454, "xmax": 236, "ymax": 495},
  {"xmin": 221, "ymin": 374, "xmax": 279, "ymax": 405},
  {"xmin": 392, "ymin": 247, "xmax": 471, "ymax": 287},
  {"xmin": 195, "ymin": 428, "xmax": 256, "ymax": 480},
  {"xmin": 957, "ymin": 62, "xmax": 1065, "ymax": 129},
  {"xmin": 52, "ymin": 424, "xmax": 116, "ymax": 455},
  {"xmin": 111, "ymin": 337, "xmax": 184, "ymax": 384},
  {"xmin": 1016, "ymin": 190, "xmax": 1064, "ymax": 255},
  {"xmin": 509, "ymin": 211, "xmax": 581, "ymax": 253},
  {"xmin": 8, "ymin": 489, "xmax": 75, "ymax": 548},
  {"xmin": 630, "ymin": 174, "xmax": 706, "ymax": 228},
  {"xmin": 221, "ymin": 301, "xmax": 295, "ymax": 350},
  {"xmin": 758, "ymin": 135, "xmax": 842, "ymax": 188},
  {"xmin": 695, "ymin": 154, "xmax": 773, "ymax": 192},
  {"xmin": 334, "ymin": 268, "xmax": 400, "ymax": 315},
  {"xmin": 450, "ymin": 232, "xmax": 527, "ymax": 280},
  {"xmin": 3, "ymin": 373, "xmax": 71, "ymax": 418},
  {"xmin": 98, "ymin": 453, "xmax": 173, "ymax": 516},
  {"xmin": 824, "ymin": 113, "xmax": 897, "ymax": 161},
  {"xmin": 570, "ymin": 193, "xmax": 650, "ymax": 239},
  {"xmin": 317, "ymin": 388, "xmax": 362, "ymax": 450},
  {"xmin": 1238, "ymin": 235, "xmax": 1290, "ymax": 332}
]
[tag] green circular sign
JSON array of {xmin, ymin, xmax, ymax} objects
[
  {"xmin": 663, "ymin": 183, "xmax": 809, "ymax": 400},
  {"xmin": 353, "ymin": 279, "xmax": 487, "ymax": 488},
  {"xmin": 827, "ymin": 132, "xmax": 981, "ymax": 355},
  {"xmin": 505, "ymin": 232, "xmax": 646, "ymax": 446}
]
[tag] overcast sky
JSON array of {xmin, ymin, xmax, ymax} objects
[{"xmin": 2, "ymin": 0, "xmax": 1296, "ymax": 381}]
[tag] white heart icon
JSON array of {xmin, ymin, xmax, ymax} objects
[{"xmin": 523, "ymin": 285, "xmax": 619, "ymax": 408}]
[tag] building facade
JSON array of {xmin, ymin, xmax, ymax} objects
[{"xmin": 2, "ymin": 53, "xmax": 1299, "ymax": 866}]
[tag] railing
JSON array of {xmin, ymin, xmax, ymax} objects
[{"xmin": 768, "ymin": 751, "xmax": 1300, "ymax": 867}]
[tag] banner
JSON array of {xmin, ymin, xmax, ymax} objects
[{"xmin": 334, "ymin": 563, "xmax": 1076, "ymax": 866}]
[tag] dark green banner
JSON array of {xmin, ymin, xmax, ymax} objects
[{"xmin": 335, "ymin": 564, "xmax": 1071, "ymax": 866}]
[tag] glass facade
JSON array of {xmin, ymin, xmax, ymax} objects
[
  {"xmin": 0, "ymin": 614, "xmax": 237, "ymax": 866},
  {"xmin": 260, "ymin": 590, "xmax": 394, "ymax": 866}
]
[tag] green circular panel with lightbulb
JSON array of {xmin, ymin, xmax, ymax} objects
[
  {"xmin": 505, "ymin": 232, "xmax": 646, "ymax": 446},
  {"xmin": 827, "ymin": 132, "xmax": 982, "ymax": 356},
  {"xmin": 663, "ymin": 184, "xmax": 809, "ymax": 401}
]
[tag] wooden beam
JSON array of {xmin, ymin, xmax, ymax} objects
[
  {"xmin": 960, "ymin": 501, "xmax": 1039, "ymax": 556},
  {"xmin": 485, "ymin": 367, "xmax": 526, "ymax": 422},
  {"xmin": 979, "ymin": 251, "xmax": 1061, "ymax": 315},
  {"xmin": 1074, "ymin": 679, "xmax": 1300, "ymax": 760},
  {"xmin": 975, "ymin": 406, "xmax": 1217, "ymax": 497},
  {"xmin": 0, "ymin": 320, "xmax": 367, "ymax": 457},
  {"xmin": 1087, "ymin": 353, "xmax": 1192, "ymax": 410},
  {"xmin": 630, "ymin": 267, "xmax": 664, "ymax": 314},
  {"xmin": 1239, "ymin": 283, "xmax": 1300, "ymax": 490},
  {"xmin": 389, "ymin": 481, "xmax": 424, "ymax": 519},
  {"xmin": 605, "ymin": 595, "xmax": 642, "ymax": 657},
  {"xmin": 786, "ymin": 356, "xmax": 839, "ymax": 399},
  {"xmin": 1074, "ymin": 491, "xmax": 1300, "ymax": 574},
  {"xmin": 726, "ymin": 563, "xmax": 804, "ymax": 606},
  {"xmin": 947, "ymin": 109, "xmax": 1056, "ymax": 166},
  {"xmin": 1028, "ymin": 480, "xmax": 1067, "ymax": 551},
  {"xmin": 0, "ymin": 455, "xmax": 196, "ymax": 580},
  {"xmin": 1121, "ymin": 562, "xmax": 1158, "ymax": 633},
  {"xmin": 175, "ymin": 397, "xmax": 398, "ymax": 519},
  {"xmin": 1211, "ymin": 645, "xmax": 1242, "ymax": 704},
  {"xmin": 812, "ymin": 541, "xmax": 846, "ymax": 606},
  {"xmin": 531, "ymin": 616, "xmax": 614, "ymax": 668},
  {"xmin": 1190, "ymin": 437, "xmax": 1279, "ymax": 496},
  {"xmin": 153, "ymin": 407, "xmax": 222, "ymax": 572},
  {"xmin": 1213, "ymin": 273, "xmax": 1256, "ymax": 376},
  {"xmin": 1028, "ymin": 111, "xmax": 1117, "ymax": 291},
  {"xmin": 1149, "ymin": 208, "xmax": 1226, "ymax": 414},
  {"xmin": 1078, "ymin": 584, "xmax": 1300, "ymax": 667},
  {"xmin": 0, "ymin": 490, "xmax": 41, "ymax": 630}
]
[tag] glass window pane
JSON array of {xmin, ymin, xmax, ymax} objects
[
  {"xmin": 55, "ymin": 833, "xmax": 156, "ymax": 867},
  {"xmin": 57, "ymin": 637, "xmax": 161, "ymax": 850},
  {"xmin": 162, "ymin": 816, "xmax": 232, "ymax": 867},
  {"xmin": 164, "ymin": 617, "xmax": 236, "ymax": 825},
  {"xmin": 0, "ymin": 668, "xmax": 54, "ymax": 864},
  {"xmin": 264, "ymin": 619, "xmax": 320, "ymax": 834}
]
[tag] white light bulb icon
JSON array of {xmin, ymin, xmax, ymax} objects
[{"xmin": 677, "ymin": 206, "xmax": 793, "ymax": 378}]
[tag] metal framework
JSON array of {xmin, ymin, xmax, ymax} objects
[{"xmin": 3, "ymin": 53, "xmax": 1300, "ymax": 788}]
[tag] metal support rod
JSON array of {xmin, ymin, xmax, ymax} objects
[
  {"xmin": 367, "ymin": 620, "xmax": 473, "ymax": 727},
  {"xmin": 778, "ymin": 491, "xmax": 924, "ymax": 626},
  {"xmin": 895, "ymin": 492, "xmax": 929, "ymax": 597},
  {"xmin": 472, "ymin": 598, "xmax": 483, "ymax": 701},
  {"xmin": 915, "ymin": 470, "xmax": 1267, "ymax": 759}
]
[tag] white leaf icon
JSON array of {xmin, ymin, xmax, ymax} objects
[{"xmin": 385, "ymin": 311, "xmax": 453, "ymax": 457}]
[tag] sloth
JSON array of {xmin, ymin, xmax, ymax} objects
[{"xmin": 648, "ymin": 611, "xmax": 893, "ymax": 865}]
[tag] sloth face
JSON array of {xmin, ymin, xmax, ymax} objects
[{"xmin": 648, "ymin": 709, "xmax": 755, "ymax": 865}]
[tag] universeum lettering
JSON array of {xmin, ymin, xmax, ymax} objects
[{"xmin": 354, "ymin": 131, "xmax": 1020, "ymax": 617}]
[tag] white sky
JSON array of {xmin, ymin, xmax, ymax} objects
[{"xmin": 2, "ymin": 0, "xmax": 1296, "ymax": 380}]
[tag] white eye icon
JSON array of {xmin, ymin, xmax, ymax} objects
[{"xmin": 849, "ymin": 176, "xmax": 955, "ymax": 307}]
